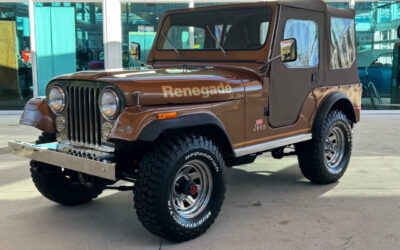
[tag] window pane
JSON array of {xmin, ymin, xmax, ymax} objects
[
  {"xmin": 284, "ymin": 19, "xmax": 319, "ymax": 68},
  {"xmin": 157, "ymin": 7, "xmax": 272, "ymax": 51},
  {"xmin": 326, "ymin": 1, "xmax": 350, "ymax": 9},
  {"xmin": 0, "ymin": 3, "xmax": 32, "ymax": 110},
  {"xmin": 355, "ymin": 1, "xmax": 400, "ymax": 110},
  {"xmin": 194, "ymin": 2, "xmax": 236, "ymax": 8},
  {"xmin": 34, "ymin": 2, "xmax": 104, "ymax": 96},
  {"xmin": 162, "ymin": 26, "xmax": 205, "ymax": 50},
  {"xmin": 121, "ymin": 3, "xmax": 188, "ymax": 68},
  {"xmin": 330, "ymin": 17, "xmax": 356, "ymax": 69}
]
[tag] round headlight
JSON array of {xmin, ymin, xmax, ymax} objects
[
  {"xmin": 99, "ymin": 89, "xmax": 120, "ymax": 120},
  {"xmin": 48, "ymin": 86, "xmax": 65, "ymax": 114}
]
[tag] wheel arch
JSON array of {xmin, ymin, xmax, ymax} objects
[
  {"xmin": 312, "ymin": 91, "xmax": 357, "ymax": 138},
  {"xmin": 137, "ymin": 113, "xmax": 235, "ymax": 158}
]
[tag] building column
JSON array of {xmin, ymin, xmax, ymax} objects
[
  {"xmin": 28, "ymin": 0, "xmax": 38, "ymax": 97},
  {"xmin": 102, "ymin": 0, "xmax": 123, "ymax": 70},
  {"xmin": 350, "ymin": 0, "xmax": 355, "ymax": 9}
]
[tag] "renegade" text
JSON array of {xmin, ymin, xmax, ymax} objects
[{"xmin": 162, "ymin": 83, "xmax": 232, "ymax": 99}]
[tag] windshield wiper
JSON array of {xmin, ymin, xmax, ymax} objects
[
  {"xmin": 161, "ymin": 31, "xmax": 181, "ymax": 56},
  {"xmin": 206, "ymin": 25, "xmax": 227, "ymax": 56}
]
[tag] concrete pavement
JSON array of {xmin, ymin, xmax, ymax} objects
[{"xmin": 0, "ymin": 113, "xmax": 399, "ymax": 250}]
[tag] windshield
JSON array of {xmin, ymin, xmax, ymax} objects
[{"xmin": 156, "ymin": 7, "xmax": 273, "ymax": 51}]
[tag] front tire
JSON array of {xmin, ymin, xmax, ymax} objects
[
  {"xmin": 134, "ymin": 133, "xmax": 226, "ymax": 242},
  {"xmin": 30, "ymin": 132, "xmax": 106, "ymax": 206},
  {"xmin": 295, "ymin": 110, "xmax": 352, "ymax": 184}
]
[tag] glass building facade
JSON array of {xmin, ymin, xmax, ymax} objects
[
  {"xmin": 0, "ymin": 2, "xmax": 32, "ymax": 110},
  {"xmin": 33, "ymin": 2, "xmax": 104, "ymax": 96},
  {"xmin": 0, "ymin": 0, "xmax": 399, "ymax": 111},
  {"xmin": 355, "ymin": 1, "xmax": 400, "ymax": 109},
  {"xmin": 121, "ymin": 2, "xmax": 188, "ymax": 67}
]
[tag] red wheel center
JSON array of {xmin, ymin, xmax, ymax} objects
[{"xmin": 190, "ymin": 184, "xmax": 197, "ymax": 195}]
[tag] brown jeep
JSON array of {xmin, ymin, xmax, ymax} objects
[{"xmin": 9, "ymin": 1, "xmax": 361, "ymax": 242}]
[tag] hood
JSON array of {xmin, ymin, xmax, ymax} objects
[{"xmin": 54, "ymin": 67, "xmax": 256, "ymax": 106}]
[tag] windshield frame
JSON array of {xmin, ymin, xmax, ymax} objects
[{"xmin": 155, "ymin": 6, "xmax": 274, "ymax": 53}]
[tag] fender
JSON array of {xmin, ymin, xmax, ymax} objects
[
  {"xmin": 19, "ymin": 98, "xmax": 56, "ymax": 134},
  {"xmin": 312, "ymin": 91, "xmax": 357, "ymax": 138},
  {"xmin": 137, "ymin": 113, "xmax": 234, "ymax": 154}
]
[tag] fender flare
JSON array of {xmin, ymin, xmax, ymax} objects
[
  {"xmin": 312, "ymin": 91, "xmax": 357, "ymax": 138},
  {"xmin": 20, "ymin": 98, "xmax": 56, "ymax": 134},
  {"xmin": 137, "ymin": 113, "xmax": 235, "ymax": 155}
]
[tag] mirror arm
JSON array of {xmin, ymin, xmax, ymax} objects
[
  {"xmin": 266, "ymin": 54, "xmax": 284, "ymax": 65},
  {"xmin": 133, "ymin": 58, "xmax": 152, "ymax": 68},
  {"xmin": 259, "ymin": 53, "xmax": 288, "ymax": 76}
]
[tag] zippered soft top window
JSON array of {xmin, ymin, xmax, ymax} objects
[{"xmin": 330, "ymin": 17, "xmax": 356, "ymax": 69}]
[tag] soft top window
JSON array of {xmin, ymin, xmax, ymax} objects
[
  {"xmin": 284, "ymin": 19, "xmax": 319, "ymax": 68},
  {"xmin": 156, "ymin": 7, "xmax": 272, "ymax": 51},
  {"xmin": 330, "ymin": 17, "xmax": 356, "ymax": 69}
]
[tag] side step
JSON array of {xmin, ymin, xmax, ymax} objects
[{"xmin": 234, "ymin": 133, "xmax": 312, "ymax": 157}]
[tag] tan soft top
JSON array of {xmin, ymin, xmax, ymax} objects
[
  {"xmin": 158, "ymin": 0, "xmax": 358, "ymax": 85},
  {"xmin": 278, "ymin": 0, "xmax": 355, "ymax": 17}
]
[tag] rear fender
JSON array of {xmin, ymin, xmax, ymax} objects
[{"xmin": 312, "ymin": 91, "xmax": 357, "ymax": 138}]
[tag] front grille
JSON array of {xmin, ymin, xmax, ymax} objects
[{"xmin": 66, "ymin": 86, "xmax": 102, "ymax": 146}]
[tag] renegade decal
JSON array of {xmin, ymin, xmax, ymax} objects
[
  {"xmin": 162, "ymin": 83, "xmax": 232, "ymax": 99},
  {"xmin": 253, "ymin": 119, "xmax": 266, "ymax": 132}
]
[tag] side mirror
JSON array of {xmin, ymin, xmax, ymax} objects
[
  {"xmin": 130, "ymin": 42, "xmax": 141, "ymax": 61},
  {"xmin": 280, "ymin": 38, "xmax": 297, "ymax": 63}
]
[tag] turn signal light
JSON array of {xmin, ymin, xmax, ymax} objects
[{"xmin": 158, "ymin": 112, "xmax": 177, "ymax": 120}]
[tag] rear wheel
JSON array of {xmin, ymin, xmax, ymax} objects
[
  {"xmin": 295, "ymin": 110, "xmax": 352, "ymax": 184},
  {"xmin": 30, "ymin": 132, "xmax": 106, "ymax": 206},
  {"xmin": 134, "ymin": 133, "xmax": 226, "ymax": 242}
]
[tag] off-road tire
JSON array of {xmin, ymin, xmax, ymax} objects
[
  {"xmin": 30, "ymin": 132, "xmax": 106, "ymax": 206},
  {"xmin": 134, "ymin": 133, "xmax": 226, "ymax": 242},
  {"xmin": 295, "ymin": 110, "xmax": 352, "ymax": 184}
]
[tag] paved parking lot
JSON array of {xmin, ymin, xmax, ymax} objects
[{"xmin": 0, "ymin": 113, "xmax": 400, "ymax": 250}]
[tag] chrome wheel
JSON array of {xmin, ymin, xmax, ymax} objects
[
  {"xmin": 324, "ymin": 126, "xmax": 346, "ymax": 172},
  {"xmin": 171, "ymin": 160, "xmax": 213, "ymax": 219}
]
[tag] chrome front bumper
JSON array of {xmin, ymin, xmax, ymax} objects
[{"xmin": 8, "ymin": 141, "xmax": 116, "ymax": 181}]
